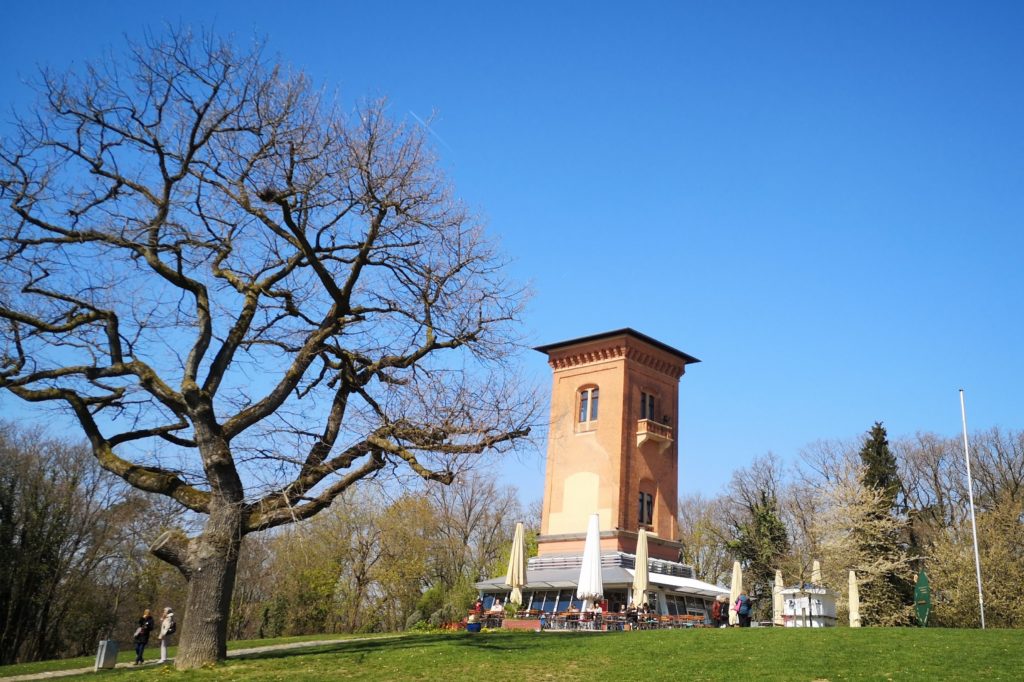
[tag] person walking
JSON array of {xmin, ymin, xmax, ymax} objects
[
  {"xmin": 133, "ymin": 609, "xmax": 155, "ymax": 664},
  {"xmin": 157, "ymin": 606, "xmax": 176, "ymax": 663}
]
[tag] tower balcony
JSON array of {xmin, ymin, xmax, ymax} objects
[{"xmin": 636, "ymin": 418, "xmax": 673, "ymax": 452}]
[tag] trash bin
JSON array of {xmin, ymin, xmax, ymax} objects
[
  {"xmin": 95, "ymin": 639, "xmax": 119, "ymax": 670},
  {"xmin": 466, "ymin": 622, "xmax": 482, "ymax": 633}
]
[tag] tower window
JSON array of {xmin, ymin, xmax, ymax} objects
[
  {"xmin": 640, "ymin": 391, "xmax": 655, "ymax": 420},
  {"xmin": 578, "ymin": 387, "xmax": 599, "ymax": 423},
  {"xmin": 638, "ymin": 492, "xmax": 654, "ymax": 525}
]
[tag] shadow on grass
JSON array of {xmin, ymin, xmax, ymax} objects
[
  {"xmin": 231, "ymin": 633, "xmax": 452, "ymax": 662},
  {"xmin": 231, "ymin": 631, "xmax": 555, "ymax": 663}
]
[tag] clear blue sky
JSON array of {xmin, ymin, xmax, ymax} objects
[{"xmin": 2, "ymin": 1, "xmax": 1022, "ymax": 506}]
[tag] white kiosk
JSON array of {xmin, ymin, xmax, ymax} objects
[{"xmin": 781, "ymin": 584, "xmax": 838, "ymax": 627}]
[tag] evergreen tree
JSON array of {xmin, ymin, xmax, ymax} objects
[
  {"xmin": 727, "ymin": 489, "xmax": 790, "ymax": 619},
  {"xmin": 859, "ymin": 422, "xmax": 901, "ymax": 511},
  {"xmin": 855, "ymin": 422, "xmax": 914, "ymax": 624}
]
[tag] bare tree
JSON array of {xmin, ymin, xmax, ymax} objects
[
  {"xmin": 676, "ymin": 493, "xmax": 731, "ymax": 585},
  {"xmin": 786, "ymin": 439, "xmax": 861, "ymax": 579},
  {"xmin": 423, "ymin": 472, "xmax": 522, "ymax": 589},
  {"xmin": 0, "ymin": 29, "xmax": 533, "ymax": 668},
  {"xmin": 718, "ymin": 454, "xmax": 791, "ymax": 618}
]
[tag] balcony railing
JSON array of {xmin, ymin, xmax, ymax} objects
[{"xmin": 636, "ymin": 419, "xmax": 673, "ymax": 452}]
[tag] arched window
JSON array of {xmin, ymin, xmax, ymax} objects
[{"xmin": 578, "ymin": 386, "xmax": 599, "ymax": 424}]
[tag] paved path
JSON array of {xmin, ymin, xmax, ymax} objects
[{"xmin": 0, "ymin": 636, "xmax": 401, "ymax": 681}]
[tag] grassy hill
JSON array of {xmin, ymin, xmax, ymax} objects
[{"xmin": 4, "ymin": 628, "xmax": 1021, "ymax": 681}]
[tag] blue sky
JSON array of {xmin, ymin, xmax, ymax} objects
[{"xmin": 2, "ymin": 1, "xmax": 1022, "ymax": 506}]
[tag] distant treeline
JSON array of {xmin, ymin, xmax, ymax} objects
[
  {"xmin": 0, "ymin": 421, "xmax": 526, "ymax": 664},
  {"xmin": 677, "ymin": 424, "xmax": 1023, "ymax": 627},
  {"xmin": 3, "ymin": 421, "xmax": 1020, "ymax": 664}
]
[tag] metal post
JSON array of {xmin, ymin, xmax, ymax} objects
[{"xmin": 959, "ymin": 389, "xmax": 986, "ymax": 629}]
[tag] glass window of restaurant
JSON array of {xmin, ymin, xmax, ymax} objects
[
  {"xmin": 536, "ymin": 591, "xmax": 560, "ymax": 613},
  {"xmin": 526, "ymin": 590, "xmax": 592, "ymax": 613},
  {"xmin": 685, "ymin": 596, "xmax": 708, "ymax": 617}
]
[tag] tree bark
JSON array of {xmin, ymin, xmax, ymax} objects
[{"xmin": 174, "ymin": 501, "xmax": 243, "ymax": 670}]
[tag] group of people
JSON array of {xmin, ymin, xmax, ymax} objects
[
  {"xmin": 544, "ymin": 600, "xmax": 660, "ymax": 630},
  {"xmin": 565, "ymin": 601, "xmax": 606, "ymax": 616},
  {"xmin": 622, "ymin": 601, "xmax": 655, "ymax": 627},
  {"xmin": 710, "ymin": 593, "xmax": 753, "ymax": 627},
  {"xmin": 132, "ymin": 606, "xmax": 177, "ymax": 664}
]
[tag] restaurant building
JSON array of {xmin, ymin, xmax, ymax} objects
[{"xmin": 475, "ymin": 329, "xmax": 728, "ymax": 617}]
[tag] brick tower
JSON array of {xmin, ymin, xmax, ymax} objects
[{"xmin": 534, "ymin": 329, "xmax": 699, "ymax": 562}]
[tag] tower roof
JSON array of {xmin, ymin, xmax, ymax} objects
[{"xmin": 534, "ymin": 328, "xmax": 701, "ymax": 365}]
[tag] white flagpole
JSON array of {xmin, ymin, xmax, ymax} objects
[{"xmin": 959, "ymin": 389, "xmax": 986, "ymax": 629}]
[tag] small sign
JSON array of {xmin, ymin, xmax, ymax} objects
[{"xmin": 914, "ymin": 569, "xmax": 932, "ymax": 627}]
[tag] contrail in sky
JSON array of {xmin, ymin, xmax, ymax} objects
[{"xmin": 409, "ymin": 110, "xmax": 454, "ymax": 153}]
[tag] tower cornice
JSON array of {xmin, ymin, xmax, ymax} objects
[{"xmin": 544, "ymin": 336, "xmax": 687, "ymax": 379}]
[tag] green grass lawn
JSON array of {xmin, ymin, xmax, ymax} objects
[
  {"xmin": 0, "ymin": 632, "xmax": 377, "ymax": 678},
  {"xmin": 11, "ymin": 627, "xmax": 1014, "ymax": 681}
]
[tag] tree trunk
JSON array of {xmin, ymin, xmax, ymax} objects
[{"xmin": 174, "ymin": 501, "xmax": 243, "ymax": 670}]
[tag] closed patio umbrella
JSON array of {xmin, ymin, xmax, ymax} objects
[
  {"xmin": 576, "ymin": 514, "xmax": 604, "ymax": 610},
  {"xmin": 728, "ymin": 561, "xmax": 742, "ymax": 626},
  {"xmin": 849, "ymin": 570, "xmax": 861, "ymax": 627},
  {"xmin": 812, "ymin": 560, "xmax": 822, "ymax": 585},
  {"xmin": 631, "ymin": 529, "xmax": 649, "ymax": 608},
  {"xmin": 504, "ymin": 521, "xmax": 526, "ymax": 606},
  {"xmin": 773, "ymin": 569, "xmax": 784, "ymax": 626}
]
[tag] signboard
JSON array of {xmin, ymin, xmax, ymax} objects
[{"xmin": 914, "ymin": 569, "xmax": 932, "ymax": 627}]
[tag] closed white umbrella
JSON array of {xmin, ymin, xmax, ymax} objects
[
  {"xmin": 576, "ymin": 514, "xmax": 604, "ymax": 610},
  {"xmin": 849, "ymin": 570, "xmax": 861, "ymax": 627},
  {"xmin": 504, "ymin": 521, "xmax": 526, "ymax": 606},
  {"xmin": 728, "ymin": 561, "xmax": 742, "ymax": 626},
  {"xmin": 631, "ymin": 529, "xmax": 649, "ymax": 607},
  {"xmin": 773, "ymin": 569, "xmax": 784, "ymax": 626},
  {"xmin": 811, "ymin": 560, "xmax": 822, "ymax": 585}
]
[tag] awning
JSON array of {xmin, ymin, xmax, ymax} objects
[
  {"xmin": 476, "ymin": 565, "xmax": 727, "ymax": 599},
  {"xmin": 630, "ymin": 570, "xmax": 730, "ymax": 598},
  {"xmin": 476, "ymin": 566, "xmax": 635, "ymax": 592}
]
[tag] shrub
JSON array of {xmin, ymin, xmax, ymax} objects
[{"xmin": 404, "ymin": 611, "xmax": 425, "ymax": 631}]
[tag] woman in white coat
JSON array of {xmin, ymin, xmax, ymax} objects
[{"xmin": 157, "ymin": 607, "xmax": 176, "ymax": 663}]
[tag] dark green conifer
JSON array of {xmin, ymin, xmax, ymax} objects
[
  {"xmin": 859, "ymin": 421, "xmax": 901, "ymax": 511},
  {"xmin": 856, "ymin": 421, "xmax": 914, "ymax": 624}
]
